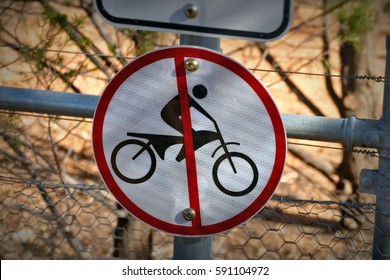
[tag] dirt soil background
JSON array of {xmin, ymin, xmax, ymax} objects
[{"xmin": 0, "ymin": 0, "xmax": 389, "ymax": 259}]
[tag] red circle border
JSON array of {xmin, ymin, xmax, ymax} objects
[{"xmin": 92, "ymin": 46, "xmax": 287, "ymax": 236}]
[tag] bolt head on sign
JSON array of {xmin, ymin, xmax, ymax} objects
[{"xmin": 92, "ymin": 46, "xmax": 287, "ymax": 236}]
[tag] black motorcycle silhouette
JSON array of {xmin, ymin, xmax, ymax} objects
[{"xmin": 111, "ymin": 121, "xmax": 258, "ymax": 197}]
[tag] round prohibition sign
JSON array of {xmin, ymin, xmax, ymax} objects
[{"xmin": 93, "ymin": 46, "xmax": 286, "ymax": 236}]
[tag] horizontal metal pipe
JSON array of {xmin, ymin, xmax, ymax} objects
[
  {"xmin": 0, "ymin": 86, "xmax": 98, "ymax": 118},
  {"xmin": 285, "ymin": 113, "xmax": 345, "ymax": 143},
  {"xmin": 0, "ymin": 86, "xmax": 379, "ymax": 148},
  {"xmin": 284, "ymin": 113, "xmax": 378, "ymax": 148}
]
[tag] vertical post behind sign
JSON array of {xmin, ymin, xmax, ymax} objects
[
  {"xmin": 172, "ymin": 35, "xmax": 220, "ymax": 260},
  {"xmin": 373, "ymin": 33, "xmax": 390, "ymax": 260}
]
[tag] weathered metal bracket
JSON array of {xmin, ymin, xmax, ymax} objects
[{"xmin": 360, "ymin": 169, "xmax": 390, "ymax": 201}]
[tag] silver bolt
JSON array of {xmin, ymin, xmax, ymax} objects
[
  {"xmin": 183, "ymin": 208, "xmax": 196, "ymax": 221},
  {"xmin": 184, "ymin": 4, "xmax": 199, "ymax": 19},
  {"xmin": 360, "ymin": 176, "xmax": 374, "ymax": 189},
  {"xmin": 363, "ymin": 132, "xmax": 380, "ymax": 147},
  {"xmin": 185, "ymin": 59, "xmax": 199, "ymax": 72}
]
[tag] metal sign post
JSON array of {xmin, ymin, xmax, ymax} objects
[
  {"xmin": 173, "ymin": 35, "xmax": 218, "ymax": 259},
  {"xmin": 360, "ymin": 34, "xmax": 390, "ymax": 260},
  {"xmin": 374, "ymin": 34, "xmax": 390, "ymax": 260}
]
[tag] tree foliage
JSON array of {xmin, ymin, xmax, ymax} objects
[{"xmin": 337, "ymin": 0, "xmax": 375, "ymax": 49}]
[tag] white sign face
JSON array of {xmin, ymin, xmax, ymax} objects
[
  {"xmin": 94, "ymin": 0, "xmax": 293, "ymax": 41},
  {"xmin": 93, "ymin": 47, "xmax": 286, "ymax": 236}
]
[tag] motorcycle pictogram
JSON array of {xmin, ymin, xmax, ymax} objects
[{"xmin": 110, "ymin": 84, "xmax": 259, "ymax": 197}]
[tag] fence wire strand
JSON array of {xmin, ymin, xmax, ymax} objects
[{"xmin": 0, "ymin": 44, "xmax": 385, "ymax": 83}]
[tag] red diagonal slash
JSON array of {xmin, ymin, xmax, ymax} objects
[{"xmin": 175, "ymin": 55, "xmax": 202, "ymax": 227}]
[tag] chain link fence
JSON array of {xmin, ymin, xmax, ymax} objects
[{"xmin": 0, "ymin": 176, "xmax": 375, "ymax": 260}]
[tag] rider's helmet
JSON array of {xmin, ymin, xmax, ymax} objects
[{"xmin": 192, "ymin": 84, "xmax": 208, "ymax": 99}]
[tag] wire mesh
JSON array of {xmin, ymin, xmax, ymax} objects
[{"xmin": 0, "ymin": 177, "xmax": 375, "ymax": 260}]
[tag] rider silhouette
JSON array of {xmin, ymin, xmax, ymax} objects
[{"xmin": 161, "ymin": 84, "xmax": 219, "ymax": 161}]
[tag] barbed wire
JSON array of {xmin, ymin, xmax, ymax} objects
[
  {"xmin": 0, "ymin": 44, "xmax": 385, "ymax": 83},
  {"xmin": 287, "ymin": 141, "xmax": 380, "ymax": 158},
  {"xmin": 250, "ymin": 68, "xmax": 385, "ymax": 83}
]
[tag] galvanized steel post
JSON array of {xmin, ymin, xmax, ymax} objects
[
  {"xmin": 359, "ymin": 33, "xmax": 390, "ymax": 259},
  {"xmin": 171, "ymin": 34, "xmax": 220, "ymax": 260},
  {"xmin": 372, "ymin": 33, "xmax": 390, "ymax": 259}
]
